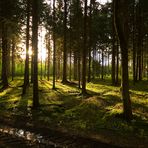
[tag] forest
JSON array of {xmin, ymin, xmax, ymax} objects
[{"xmin": 0, "ymin": 0, "xmax": 148, "ymax": 147}]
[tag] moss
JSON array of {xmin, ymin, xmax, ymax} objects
[{"xmin": 0, "ymin": 78, "xmax": 148, "ymax": 138}]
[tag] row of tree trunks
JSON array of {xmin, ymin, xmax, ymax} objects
[{"xmin": 132, "ymin": 0, "xmax": 145, "ymax": 83}]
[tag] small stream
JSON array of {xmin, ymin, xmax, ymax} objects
[{"xmin": 0, "ymin": 125, "xmax": 64, "ymax": 147}]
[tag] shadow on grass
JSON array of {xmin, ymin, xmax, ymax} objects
[
  {"xmin": 90, "ymin": 78, "xmax": 113, "ymax": 86},
  {"xmin": 0, "ymin": 78, "xmax": 147, "ymax": 141},
  {"xmin": 129, "ymin": 80, "xmax": 148, "ymax": 92}
]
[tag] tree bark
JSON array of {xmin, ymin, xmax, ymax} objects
[
  {"xmin": 82, "ymin": 0, "xmax": 87, "ymax": 94},
  {"xmin": 11, "ymin": 40, "xmax": 15, "ymax": 81},
  {"xmin": 23, "ymin": 0, "xmax": 30, "ymax": 94},
  {"xmin": 132, "ymin": 0, "xmax": 136, "ymax": 84},
  {"xmin": 1, "ymin": 23, "xmax": 9, "ymax": 88},
  {"xmin": 62, "ymin": 0, "xmax": 68, "ymax": 83},
  {"xmin": 87, "ymin": 0, "xmax": 93, "ymax": 83},
  {"xmin": 112, "ymin": 8, "xmax": 116, "ymax": 85},
  {"xmin": 1, "ymin": 0, "xmax": 9, "ymax": 88},
  {"xmin": 115, "ymin": 40, "xmax": 119, "ymax": 85},
  {"xmin": 74, "ymin": 51, "xmax": 78, "ymax": 80},
  {"xmin": 114, "ymin": 0, "xmax": 132, "ymax": 121},
  {"xmin": 52, "ymin": 0, "xmax": 56, "ymax": 89},
  {"xmin": 47, "ymin": 37, "xmax": 50, "ymax": 81},
  {"xmin": 101, "ymin": 50, "xmax": 104, "ymax": 80},
  {"xmin": 32, "ymin": 0, "xmax": 39, "ymax": 108}
]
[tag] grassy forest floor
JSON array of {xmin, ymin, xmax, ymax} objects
[{"xmin": 0, "ymin": 77, "xmax": 148, "ymax": 147}]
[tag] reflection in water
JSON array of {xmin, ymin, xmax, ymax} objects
[
  {"xmin": 0, "ymin": 125, "xmax": 57, "ymax": 147},
  {"xmin": 0, "ymin": 126, "xmax": 36, "ymax": 142}
]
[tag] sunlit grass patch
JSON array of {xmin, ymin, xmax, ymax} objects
[
  {"xmin": 59, "ymin": 96, "xmax": 106, "ymax": 131},
  {"xmin": 87, "ymin": 82, "xmax": 119, "ymax": 96}
]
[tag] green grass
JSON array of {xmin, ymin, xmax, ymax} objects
[{"xmin": 0, "ymin": 77, "xmax": 148, "ymax": 145}]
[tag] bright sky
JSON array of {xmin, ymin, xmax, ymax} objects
[{"xmin": 99, "ymin": 0, "xmax": 111, "ymax": 4}]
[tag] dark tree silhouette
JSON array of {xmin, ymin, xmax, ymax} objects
[
  {"xmin": 23, "ymin": 0, "xmax": 30, "ymax": 94},
  {"xmin": 82, "ymin": 0, "xmax": 88, "ymax": 94},
  {"xmin": 32, "ymin": 0, "xmax": 39, "ymax": 108},
  {"xmin": 114, "ymin": 0, "xmax": 132, "ymax": 121}
]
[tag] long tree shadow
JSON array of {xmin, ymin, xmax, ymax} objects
[{"xmin": 129, "ymin": 80, "xmax": 148, "ymax": 92}]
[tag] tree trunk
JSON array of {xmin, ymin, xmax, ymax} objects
[
  {"xmin": 47, "ymin": 38, "xmax": 50, "ymax": 81},
  {"xmin": 115, "ymin": 40, "xmax": 119, "ymax": 85},
  {"xmin": 82, "ymin": 0, "xmax": 87, "ymax": 94},
  {"xmin": 112, "ymin": 6, "xmax": 116, "ymax": 85},
  {"xmin": 62, "ymin": 0, "xmax": 68, "ymax": 83},
  {"xmin": 132, "ymin": 0, "xmax": 136, "ymax": 84},
  {"xmin": 69, "ymin": 50, "xmax": 72, "ymax": 81},
  {"xmin": 114, "ymin": 0, "xmax": 132, "ymax": 121},
  {"xmin": 32, "ymin": 0, "xmax": 39, "ymax": 108},
  {"xmin": 52, "ymin": 0, "xmax": 56, "ymax": 89},
  {"xmin": 11, "ymin": 40, "xmax": 15, "ymax": 81},
  {"xmin": 23, "ymin": 0, "xmax": 30, "ymax": 94},
  {"xmin": 87, "ymin": 0, "xmax": 92, "ymax": 83},
  {"xmin": 101, "ymin": 50, "xmax": 104, "ymax": 80},
  {"xmin": 74, "ymin": 52, "xmax": 78, "ymax": 80},
  {"xmin": 78, "ymin": 52, "xmax": 81, "ymax": 88},
  {"xmin": 137, "ymin": 1, "xmax": 143, "ymax": 81},
  {"xmin": 40, "ymin": 56, "xmax": 43, "ymax": 80},
  {"xmin": 92, "ymin": 48, "xmax": 96, "ymax": 79},
  {"xmin": 107, "ymin": 52, "xmax": 110, "ymax": 76},
  {"xmin": 2, "ymin": 23, "xmax": 9, "ymax": 88}
]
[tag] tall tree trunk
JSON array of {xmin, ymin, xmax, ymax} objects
[
  {"xmin": 11, "ymin": 40, "xmax": 15, "ymax": 81},
  {"xmin": 2, "ymin": 23, "xmax": 9, "ymax": 88},
  {"xmin": 31, "ymin": 55, "xmax": 34, "ymax": 83},
  {"xmin": 44, "ymin": 58, "xmax": 47, "ymax": 78},
  {"xmin": 132, "ymin": 0, "xmax": 136, "ymax": 84},
  {"xmin": 87, "ymin": 0, "xmax": 92, "ymax": 83},
  {"xmin": 40, "ymin": 27, "xmax": 43, "ymax": 80},
  {"xmin": 115, "ymin": 40, "xmax": 119, "ymax": 85},
  {"xmin": 101, "ymin": 50, "xmax": 104, "ymax": 80},
  {"xmin": 114, "ymin": 0, "xmax": 132, "ymax": 121},
  {"xmin": 69, "ymin": 50, "xmax": 72, "ymax": 81},
  {"xmin": 40, "ymin": 56, "xmax": 43, "ymax": 80},
  {"xmin": 62, "ymin": 0, "xmax": 68, "ymax": 83},
  {"xmin": 78, "ymin": 53, "xmax": 81, "ymax": 88},
  {"xmin": 92, "ymin": 48, "xmax": 96, "ymax": 79},
  {"xmin": 56, "ymin": 53, "xmax": 61, "ymax": 80},
  {"xmin": 32, "ymin": 0, "xmax": 39, "ymax": 108},
  {"xmin": 82, "ymin": 0, "xmax": 87, "ymax": 94},
  {"xmin": 23, "ymin": 0, "xmax": 30, "ymax": 94},
  {"xmin": 52, "ymin": 0, "xmax": 56, "ymax": 89},
  {"xmin": 69, "ymin": 0, "xmax": 72, "ymax": 82},
  {"xmin": 112, "ymin": 12, "xmax": 116, "ymax": 85},
  {"xmin": 137, "ymin": 1, "xmax": 143, "ymax": 81},
  {"xmin": 7, "ymin": 42, "xmax": 11, "ymax": 77},
  {"xmin": 74, "ymin": 52, "xmax": 78, "ymax": 80},
  {"xmin": 47, "ymin": 38, "xmax": 50, "ymax": 81},
  {"xmin": 88, "ymin": 49, "xmax": 91, "ymax": 82},
  {"xmin": 107, "ymin": 52, "xmax": 110, "ymax": 75}
]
